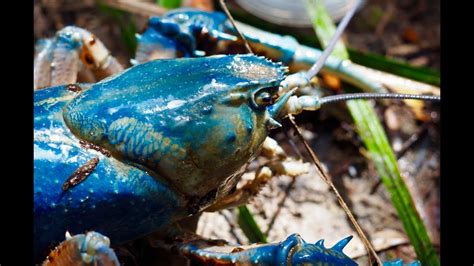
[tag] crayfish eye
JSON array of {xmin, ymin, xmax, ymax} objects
[{"xmin": 255, "ymin": 91, "xmax": 274, "ymax": 107}]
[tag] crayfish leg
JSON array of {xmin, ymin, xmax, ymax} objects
[
  {"xmin": 205, "ymin": 137, "xmax": 310, "ymax": 212},
  {"xmin": 50, "ymin": 45, "xmax": 81, "ymax": 89},
  {"xmin": 34, "ymin": 39, "xmax": 54, "ymax": 90},
  {"xmin": 34, "ymin": 26, "xmax": 123, "ymax": 90},
  {"xmin": 43, "ymin": 231, "xmax": 120, "ymax": 266},
  {"xmin": 154, "ymin": 230, "xmax": 357, "ymax": 265}
]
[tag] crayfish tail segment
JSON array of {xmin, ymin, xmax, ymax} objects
[{"xmin": 43, "ymin": 231, "xmax": 119, "ymax": 266}]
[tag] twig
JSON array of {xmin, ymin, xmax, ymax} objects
[
  {"xmin": 375, "ymin": 3, "xmax": 395, "ymax": 36},
  {"xmin": 102, "ymin": 0, "xmax": 167, "ymax": 17},
  {"xmin": 288, "ymin": 114, "xmax": 382, "ymax": 265},
  {"xmin": 395, "ymin": 125, "xmax": 428, "ymax": 159},
  {"xmin": 218, "ymin": 0, "xmax": 253, "ymax": 54},
  {"xmin": 220, "ymin": 210, "xmax": 244, "ymax": 245},
  {"xmin": 264, "ymin": 176, "xmax": 297, "ymax": 236}
]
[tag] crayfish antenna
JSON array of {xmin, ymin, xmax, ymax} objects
[
  {"xmin": 305, "ymin": 0, "xmax": 362, "ymax": 80},
  {"xmin": 283, "ymin": 93, "xmax": 440, "ymax": 116}
]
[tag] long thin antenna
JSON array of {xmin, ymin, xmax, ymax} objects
[
  {"xmin": 219, "ymin": 0, "xmax": 254, "ymax": 54},
  {"xmin": 305, "ymin": 0, "xmax": 361, "ymax": 80},
  {"xmin": 318, "ymin": 93, "xmax": 440, "ymax": 106}
]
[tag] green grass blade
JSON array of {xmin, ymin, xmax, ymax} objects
[
  {"xmin": 348, "ymin": 49, "xmax": 440, "ymax": 86},
  {"xmin": 158, "ymin": 0, "xmax": 182, "ymax": 8},
  {"xmin": 305, "ymin": 0, "xmax": 349, "ymax": 59},
  {"xmin": 97, "ymin": 3, "xmax": 137, "ymax": 55},
  {"xmin": 224, "ymin": 4, "xmax": 439, "ymax": 85},
  {"xmin": 347, "ymin": 100, "xmax": 439, "ymax": 265},
  {"xmin": 237, "ymin": 205, "xmax": 268, "ymax": 243},
  {"xmin": 303, "ymin": 0, "xmax": 439, "ymax": 265}
]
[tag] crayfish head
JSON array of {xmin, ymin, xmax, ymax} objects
[
  {"xmin": 182, "ymin": 55, "xmax": 291, "ymax": 208},
  {"xmin": 63, "ymin": 54, "xmax": 289, "ymax": 213}
]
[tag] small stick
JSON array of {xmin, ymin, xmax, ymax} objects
[
  {"xmin": 218, "ymin": 0, "xmax": 254, "ymax": 54},
  {"xmin": 103, "ymin": 0, "xmax": 167, "ymax": 17},
  {"xmin": 288, "ymin": 115, "xmax": 382, "ymax": 265}
]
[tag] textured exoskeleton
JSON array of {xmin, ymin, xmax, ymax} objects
[
  {"xmin": 46, "ymin": 231, "xmax": 360, "ymax": 265},
  {"xmin": 35, "ymin": 53, "xmax": 424, "ymax": 265},
  {"xmin": 135, "ymin": 8, "xmax": 439, "ymax": 99},
  {"xmin": 135, "ymin": 9, "xmax": 385, "ymax": 93},
  {"xmin": 34, "ymin": 8, "xmax": 439, "ymax": 98},
  {"xmin": 34, "ymin": 7, "xmax": 434, "ymax": 266},
  {"xmin": 35, "ymin": 54, "xmax": 294, "ymax": 260}
]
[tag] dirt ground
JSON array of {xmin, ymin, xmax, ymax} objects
[{"xmin": 34, "ymin": 0, "xmax": 440, "ymax": 264}]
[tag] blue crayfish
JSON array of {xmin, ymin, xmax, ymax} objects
[
  {"xmin": 36, "ymin": 52, "xmax": 355, "ymax": 265},
  {"xmin": 34, "ymin": 5, "xmax": 438, "ymax": 266}
]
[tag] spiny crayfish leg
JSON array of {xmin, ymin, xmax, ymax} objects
[
  {"xmin": 43, "ymin": 231, "xmax": 120, "ymax": 266},
  {"xmin": 153, "ymin": 230, "xmax": 357, "ymax": 265}
]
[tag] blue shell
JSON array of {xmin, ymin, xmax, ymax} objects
[
  {"xmin": 34, "ymin": 85, "xmax": 181, "ymax": 260},
  {"xmin": 136, "ymin": 8, "xmax": 386, "ymax": 94},
  {"xmin": 136, "ymin": 9, "xmax": 230, "ymax": 60},
  {"xmin": 34, "ymin": 54, "xmax": 287, "ymax": 260},
  {"xmin": 181, "ymin": 234, "xmax": 357, "ymax": 265}
]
